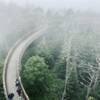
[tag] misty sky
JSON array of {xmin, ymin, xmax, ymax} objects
[{"xmin": 1, "ymin": 0, "xmax": 100, "ymax": 12}]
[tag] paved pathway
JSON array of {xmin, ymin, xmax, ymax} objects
[{"xmin": 4, "ymin": 29, "xmax": 46, "ymax": 100}]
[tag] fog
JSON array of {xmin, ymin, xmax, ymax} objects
[
  {"xmin": 2, "ymin": 0, "xmax": 100, "ymax": 12},
  {"xmin": 0, "ymin": 0, "xmax": 100, "ymax": 56},
  {"xmin": 0, "ymin": 0, "xmax": 99, "ymax": 54}
]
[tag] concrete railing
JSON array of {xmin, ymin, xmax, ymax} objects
[{"xmin": 3, "ymin": 26, "xmax": 47, "ymax": 100}]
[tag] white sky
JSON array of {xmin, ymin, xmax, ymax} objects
[{"xmin": 1, "ymin": 0, "xmax": 100, "ymax": 12}]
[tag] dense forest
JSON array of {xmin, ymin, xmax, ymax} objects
[
  {"xmin": 0, "ymin": 2, "xmax": 100, "ymax": 100},
  {"xmin": 21, "ymin": 27, "xmax": 100, "ymax": 100}
]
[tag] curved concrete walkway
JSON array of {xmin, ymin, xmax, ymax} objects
[{"xmin": 3, "ymin": 28, "xmax": 47, "ymax": 100}]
